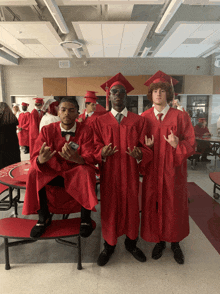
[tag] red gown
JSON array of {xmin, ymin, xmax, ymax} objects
[
  {"xmin": 194, "ymin": 125, "xmax": 211, "ymax": 138},
  {"xmin": 93, "ymin": 111, "xmax": 153, "ymax": 246},
  {"xmin": 22, "ymin": 121, "xmax": 98, "ymax": 215},
  {"xmin": 141, "ymin": 108, "xmax": 195, "ymax": 243},
  {"xmin": 29, "ymin": 109, "xmax": 44, "ymax": 159},
  {"xmin": 17, "ymin": 112, "xmax": 30, "ymax": 146},
  {"xmin": 78, "ymin": 106, "xmax": 107, "ymax": 126}
]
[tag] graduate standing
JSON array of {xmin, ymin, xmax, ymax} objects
[
  {"xmin": 23, "ymin": 97, "xmax": 98, "ymax": 238},
  {"xmin": 29, "ymin": 98, "xmax": 44, "ymax": 159},
  {"xmin": 93, "ymin": 73, "xmax": 153, "ymax": 266},
  {"xmin": 17, "ymin": 102, "xmax": 30, "ymax": 154},
  {"xmin": 78, "ymin": 91, "xmax": 107, "ymax": 125},
  {"xmin": 141, "ymin": 71, "xmax": 195, "ymax": 264}
]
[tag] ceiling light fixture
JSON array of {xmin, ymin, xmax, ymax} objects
[
  {"xmin": 43, "ymin": 0, "xmax": 69, "ymax": 34},
  {"xmin": 140, "ymin": 47, "xmax": 152, "ymax": 58},
  {"xmin": 0, "ymin": 46, "xmax": 20, "ymax": 59},
  {"xmin": 60, "ymin": 40, "xmax": 83, "ymax": 58},
  {"xmin": 155, "ymin": 0, "xmax": 183, "ymax": 34}
]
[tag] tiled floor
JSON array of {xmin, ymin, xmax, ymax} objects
[{"xmin": 1, "ymin": 153, "xmax": 220, "ymax": 294}]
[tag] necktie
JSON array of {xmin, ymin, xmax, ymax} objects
[
  {"xmin": 61, "ymin": 131, "xmax": 75, "ymax": 137},
  {"xmin": 115, "ymin": 113, "xmax": 123, "ymax": 124},
  {"xmin": 158, "ymin": 113, "xmax": 163, "ymax": 123},
  {"xmin": 85, "ymin": 114, "xmax": 89, "ymax": 120}
]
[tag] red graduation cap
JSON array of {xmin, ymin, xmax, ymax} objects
[
  {"xmin": 84, "ymin": 91, "xmax": 98, "ymax": 103},
  {"xmin": 144, "ymin": 70, "xmax": 179, "ymax": 87},
  {"xmin": 21, "ymin": 102, "xmax": 29, "ymax": 107},
  {"xmin": 33, "ymin": 98, "xmax": 44, "ymax": 104},
  {"xmin": 100, "ymin": 73, "xmax": 134, "ymax": 110}
]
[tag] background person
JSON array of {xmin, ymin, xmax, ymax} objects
[
  {"xmin": 39, "ymin": 99, "xmax": 60, "ymax": 132},
  {"xmin": 194, "ymin": 118, "xmax": 212, "ymax": 162},
  {"xmin": 17, "ymin": 102, "xmax": 30, "ymax": 154},
  {"xmin": 0, "ymin": 102, "xmax": 21, "ymax": 169}
]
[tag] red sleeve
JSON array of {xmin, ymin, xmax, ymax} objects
[
  {"xmin": 175, "ymin": 111, "xmax": 195, "ymax": 166},
  {"xmin": 137, "ymin": 117, "xmax": 153, "ymax": 175},
  {"xmin": 92, "ymin": 118, "xmax": 105, "ymax": 164}
]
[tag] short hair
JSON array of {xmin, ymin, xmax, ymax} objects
[
  {"xmin": 59, "ymin": 97, "xmax": 79, "ymax": 113},
  {"xmin": 85, "ymin": 102, "xmax": 91, "ymax": 107},
  {"xmin": 147, "ymin": 82, "xmax": 173, "ymax": 103}
]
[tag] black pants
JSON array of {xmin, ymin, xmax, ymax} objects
[{"xmin": 38, "ymin": 176, "xmax": 91, "ymax": 221}]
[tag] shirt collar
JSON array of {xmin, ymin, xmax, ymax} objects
[
  {"xmin": 35, "ymin": 107, "xmax": 42, "ymax": 111},
  {"xmin": 85, "ymin": 111, "xmax": 94, "ymax": 117},
  {"xmin": 154, "ymin": 104, "xmax": 170, "ymax": 118},
  {"xmin": 111, "ymin": 107, "xmax": 128, "ymax": 117},
  {"xmin": 60, "ymin": 122, "xmax": 76, "ymax": 133}
]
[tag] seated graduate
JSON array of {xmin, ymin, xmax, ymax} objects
[
  {"xmin": 22, "ymin": 97, "xmax": 98, "ymax": 238},
  {"xmin": 194, "ymin": 118, "xmax": 212, "ymax": 162}
]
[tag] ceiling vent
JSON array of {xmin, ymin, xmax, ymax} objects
[{"xmin": 59, "ymin": 60, "xmax": 70, "ymax": 68}]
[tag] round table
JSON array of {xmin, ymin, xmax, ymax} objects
[{"xmin": 0, "ymin": 161, "xmax": 30, "ymax": 216}]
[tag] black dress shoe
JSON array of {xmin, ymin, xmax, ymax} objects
[
  {"xmin": 125, "ymin": 246, "xmax": 146, "ymax": 262},
  {"xmin": 30, "ymin": 214, "xmax": 52, "ymax": 238},
  {"xmin": 80, "ymin": 220, "xmax": 94, "ymax": 238},
  {"xmin": 171, "ymin": 242, "xmax": 184, "ymax": 264},
  {"xmin": 152, "ymin": 241, "xmax": 166, "ymax": 260},
  {"xmin": 201, "ymin": 157, "xmax": 211, "ymax": 162},
  {"xmin": 97, "ymin": 242, "xmax": 116, "ymax": 266}
]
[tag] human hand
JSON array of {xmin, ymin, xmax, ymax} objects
[
  {"xmin": 126, "ymin": 146, "xmax": 142, "ymax": 161},
  {"xmin": 38, "ymin": 142, "xmax": 56, "ymax": 164},
  {"xmin": 58, "ymin": 143, "xmax": 84, "ymax": 164},
  {"xmin": 101, "ymin": 143, "xmax": 118, "ymax": 158},
  {"xmin": 78, "ymin": 117, "xmax": 83, "ymax": 122},
  {"xmin": 164, "ymin": 130, "xmax": 179, "ymax": 149},
  {"xmin": 145, "ymin": 135, "xmax": 154, "ymax": 148}
]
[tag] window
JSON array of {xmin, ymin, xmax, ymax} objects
[{"xmin": 187, "ymin": 96, "xmax": 209, "ymax": 126}]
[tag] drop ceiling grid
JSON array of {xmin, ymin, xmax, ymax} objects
[
  {"xmin": 61, "ymin": 0, "xmax": 165, "ymax": 4},
  {"xmin": 0, "ymin": 22, "xmax": 69, "ymax": 58}
]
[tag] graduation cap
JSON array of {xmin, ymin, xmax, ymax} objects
[
  {"xmin": 144, "ymin": 70, "xmax": 179, "ymax": 87},
  {"xmin": 33, "ymin": 98, "xmax": 44, "ymax": 104},
  {"xmin": 21, "ymin": 102, "xmax": 29, "ymax": 107},
  {"xmin": 84, "ymin": 91, "xmax": 98, "ymax": 103},
  {"xmin": 100, "ymin": 73, "xmax": 134, "ymax": 110}
]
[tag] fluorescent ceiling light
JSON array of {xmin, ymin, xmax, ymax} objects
[
  {"xmin": 155, "ymin": 0, "xmax": 183, "ymax": 34},
  {"xmin": 43, "ymin": 0, "xmax": 69, "ymax": 34},
  {"xmin": 0, "ymin": 46, "xmax": 20, "ymax": 58},
  {"xmin": 202, "ymin": 46, "xmax": 220, "ymax": 58},
  {"xmin": 140, "ymin": 47, "xmax": 151, "ymax": 57}
]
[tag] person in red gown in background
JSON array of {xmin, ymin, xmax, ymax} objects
[
  {"xmin": 194, "ymin": 118, "xmax": 212, "ymax": 162},
  {"xmin": 93, "ymin": 73, "xmax": 153, "ymax": 266},
  {"xmin": 141, "ymin": 71, "xmax": 195, "ymax": 264},
  {"xmin": 23, "ymin": 97, "xmax": 98, "ymax": 238},
  {"xmin": 78, "ymin": 91, "xmax": 107, "ymax": 126},
  {"xmin": 17, "ymin": 102, "xmax": 30, "ymax": 154},
  {"xmin": 29, "ymin": 98, "xmax": 44, "ymax": 159}
]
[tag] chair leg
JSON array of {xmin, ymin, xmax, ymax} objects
[
  {"xmin": 4, "ymin": 238, "xmax": 10, "ymax": 270},
  {"xmin": 77, "ymin": 235, "xmax": 82, "ymax": 270}
]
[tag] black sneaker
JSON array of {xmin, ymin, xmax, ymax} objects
[
  {"xmin": 171, "ymin": 242, "xmax": 184, "ymax": 264},
  {"xmin": 152, "ymin": 241, "xmax": 166, "ymax": 260}
]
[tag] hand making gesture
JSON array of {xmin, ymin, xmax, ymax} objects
[
  {"xmin": 37, "ymin": 142, "xmax": 56, "ymax": 164},
  {"xmin": 58, "ymin": 143, "xmax": 84, "ymax": 164},
  {"xmin": 164, "ymin": 130, "xmax": 179, "ymax": 149},
  {"xmin": 101, "ymin": 143, "xmax": 118, "ymax": 158},
  {"xmin": 126, "ymin": 146, "xmax": 142, "ymax": 161},
  {"xmin": 145, "ymin": 135, "xmax": 154, "ymax": 148}
]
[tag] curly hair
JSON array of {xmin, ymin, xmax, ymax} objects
[{"xmin": 147, "ymin": 82, "xmax": 174, "ymax": 103}]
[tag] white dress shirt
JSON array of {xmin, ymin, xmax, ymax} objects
[
  {"xmin": 60, "ymin": 122, "xmax": 76, "ymax": 142},
  {"xmin": 154, "ymin": 104, "xmax": 170, "ymax": 121},
  {"xmin": 111, "ymin": 107, "xmax": 128, "ymax": 121},
  {"xmin": 85, "ymin": 111, "xmax": 94, "ymax": 118}
]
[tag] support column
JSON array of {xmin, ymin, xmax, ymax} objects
[{"xmin": 138, "ymin": 95, "xmax": 143, "ymax": 114}]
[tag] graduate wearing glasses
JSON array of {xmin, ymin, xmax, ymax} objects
[{"xmin": 93, "ymin": 73, "xmax": 153, "ymax": 266}]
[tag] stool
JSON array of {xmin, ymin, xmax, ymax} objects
[
  {"xmin": 0, "ymin": 184, "xmax": 22, "ymax": 217},
  {"xmin": 0, "ymin": 217, "xmax": 96, "ymax": 270}
]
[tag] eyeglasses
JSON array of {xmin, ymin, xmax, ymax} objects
[{"xmin": 110, "ymin": 88, "xmax": 126, "ymax": 95}]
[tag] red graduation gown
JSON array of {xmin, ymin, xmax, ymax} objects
[
  {"xmin": 78, "ymin": 108, "xmax": 107, "ymax": 126},
  {"xmin": 22, "ymin": 121, "xmax": 98, "ymax": 215},
  {"xmin": 29, "ymin": 109, "xmax": 44, "ymax": 159},
  {"xmin": 141, "ymin": 108, "xmax": 195, "ymax": 243},
  {"xmin": 194, "ymin": 125, "xmax": 211, "ymax": 138},
  {"xmin": 17, "ymin": 112, "xmax": 30, "ymax": 146},
  {"xmin": 93, "ymin": 111, "xmax": 153, "ymax": 246}
]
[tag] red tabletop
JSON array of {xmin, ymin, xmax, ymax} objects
[
  {"xmin": 0, "ymin": 161, "xmax": 30, "ymax": 189},
  {"xmin": 209, "ymin": 172, "xmax": 220, "ymax": 186}
]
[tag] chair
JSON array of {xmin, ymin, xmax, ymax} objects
[{"xmin": 188, "ymin": 152, "xmax": 202, "ymax": 170}]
